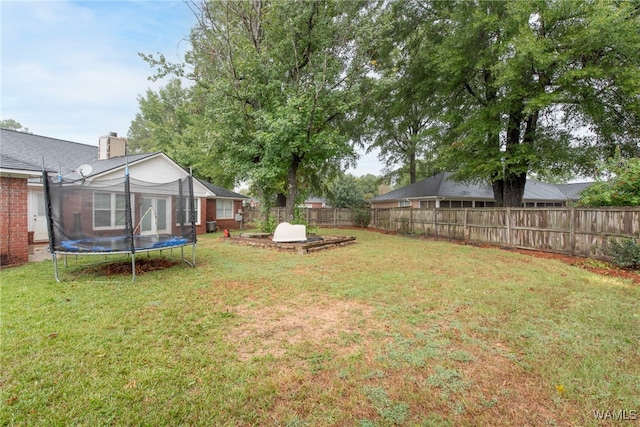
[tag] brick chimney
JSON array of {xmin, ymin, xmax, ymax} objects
[{"xmin": 98, "ymin": 132, "xmax": 127, "ymax": 160}]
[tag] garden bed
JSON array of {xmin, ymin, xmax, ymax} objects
[{"xmin": 227, "ymin": 234, "xmax": 356, "ymax": 254}]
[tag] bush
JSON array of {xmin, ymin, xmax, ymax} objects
[
  {"xmin": 605, "ymin": 237, "xmax": 640, "ymax": 269},
  {"xmin": 353, "ymin": 208, "xmax": 371, "ymax": 228},
  {"xmin": 255, "ymin": 215, "xmax": 277, "ymax": 234}
]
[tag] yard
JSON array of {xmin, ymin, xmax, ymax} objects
[{"xmin": 1, "ymin": 229, "xmax": 639, "ymax": 426}]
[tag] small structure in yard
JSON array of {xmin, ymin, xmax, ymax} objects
[
  {"xmin": 232, "ymin": 227, "xmax": 356, "ymax": 254},
  {"xmin": 272, "ymin": 222, "xmax": 307, "ymax": 243}
]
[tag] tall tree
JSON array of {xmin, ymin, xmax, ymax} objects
[
  {"xmin": 354, "ymin": 1, "xmax": 441, "ymax": 185},
  {"xmin": 127, "ymin": 79, "xmax": 234, "ymax": 188},
  {"xmin": 150, "ymin": 0, "xmax": 366, "ymax": 220},
  {"xmin": 386, "ymin": 0, "xmax": 640, "ymax": 206}
]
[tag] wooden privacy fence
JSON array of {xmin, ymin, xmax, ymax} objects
[
  {"xmin": 244, "ymin": 207, "xmax": 639, "ymax": 259},
  {"xmin": 244, "ymin": 207, "xmax": 357, "ymax": 227}
]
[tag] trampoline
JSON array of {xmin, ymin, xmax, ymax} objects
[{"xmin": 43, "ymin": 165, "xmax": 197, "ymax": 281}]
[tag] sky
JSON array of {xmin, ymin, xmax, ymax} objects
[{"xmin": 1, "ymin": 0, "xmax": 382, "ymax": 177}]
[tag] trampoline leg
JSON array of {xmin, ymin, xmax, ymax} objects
[
  {"xmin": 52, "ymin": 253, "xmax": 60, "ymax": 282},
  {"xmin": 192, "ymin": 243, "xmax": 196, "ymax": 267},
  {"xmin": 131, "ymin": 253, "xmax": 136, "ymax": 282}
]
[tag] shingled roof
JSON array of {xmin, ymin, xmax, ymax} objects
[
  {"xmin": 1, "ymin": 128, "xmax": 247, "ymax": 200},
  {"xmin": 371, "ymin": 172, "xmax": 590, "ymax": 203},
  {"xmin": 199, "ymin": 180, "xmax": 249, "ymax": 199},
  {"xmin": 1, "ymin": 128, "xmax": 97, "ymax": 174}
]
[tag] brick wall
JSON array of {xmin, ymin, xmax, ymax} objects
[{"xmin": 0, "ymin": 177, "xmax": 29, "ymax": 266}]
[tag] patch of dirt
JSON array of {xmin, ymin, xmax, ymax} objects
[
  {"xmin": 77, "ymin": 257, "xmax": 181, "ymax": 276},
  {"xmin": 229, "ymin": 296, "xmax": 375, "ymax": 361},
  {"xmin": 229, "ymin": 297, "xmax": 577, "ymax": 425}
]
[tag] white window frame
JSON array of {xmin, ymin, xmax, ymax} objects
[
  {"xmin": 398, "ymin": 200, "xmax": 411, "ymax": 208},
  {"xmin": 176, "ymin": 197, "xmax": 201, "ymax": 226},
  {"xmin": 93, "ymin": 192, "xmax": 128, "ymax": 230},
  {"xmin": 216, "ymin": 199, "xmax": 234, "ymax": 219},
  {"xmin": 140, "ymin": 196, "xmax": 172, "ymax": 235}
]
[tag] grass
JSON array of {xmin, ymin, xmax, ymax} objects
[{"xmin": 1, "ymin": 229, "xmax": 639, "ymax": 426}]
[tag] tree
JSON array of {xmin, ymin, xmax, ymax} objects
[
  {"xmin": 381, "ymin": 0, "xmax": 640, "ymax": 206},
  {"xmin": 355, "ymin": 174, "xmax": 380, "ymax": 202},
  {"xmin": 145, "ymin": 0, "xmax": 367, "ymax": 220},
  {"xmin": 326, "ymin": 173, "xmax": 366, "ymax": 208},
  {"xmin": 0, "ymin": 119, "xmax": 30, "ymax": 133},
  {"xmin": 127, "ymin": 79, "xmax": 234, "ymax": 188},
  {"xmin": 353, "ymin": 2, "xmax": 441, "ymax": 185},
  {"xmin": 579, "ymin": 151, "xmax": 640, "ymax": 207}
]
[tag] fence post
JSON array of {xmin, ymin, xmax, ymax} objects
[
  {"xmin": 410, "ymin": 207, "xmax": 414, "ymax": 234},
  {"xmin": 505, "ymin": 207, "xmax": 511, "ymax": 247},
  {"xmin": 464, "ymin": 208, "xmax": 469, "ymax": 241},
  {"xmin": 570, "ymin": 207, "xmax": 576, "ymax": 256},
  {"xmin": 434, "ymin": 208, "xmax": 438, "ymax": 239}
]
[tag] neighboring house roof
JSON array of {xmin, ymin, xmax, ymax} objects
[
  {"xmin": 305, "ymin": 196, "xmax": 327, "ymax": 204},
  {"xmin": 371, "ymin": 172, "xmax": 492, "ymax": 202},
  {"xmin": 371, "ymin": 172, "xmax": 590, "ymax": 203},
  {"xmin": 556, "ymin": 182, "xmax": 594, "ymax": 200},
  {"xmin": 199, "ymin": 180, "xmax": 249, "ymax": 199}
]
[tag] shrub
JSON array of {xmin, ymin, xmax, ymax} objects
[
  {"xmin": 353, "ymin": 208, "xmax": 371, "ymax": 228},
  {"xmin": 605, "ymin": 237, "xmax": 640, "ymax": 269},
  {"xmin": 255, "ymin": 215, "xmax": 277, "ymax": 234}
]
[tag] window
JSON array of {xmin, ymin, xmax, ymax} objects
[
  {"xmin": 216, "ymin": 199, "xmax": 234, "ymax": 219},
  {"xmin": 420, "ymin": 200, "xmax": 436, "ymax": 208},
  {"xmin": 176, "ymin": 197, "xmax": 201, "ymax": 225},
  {"xmin": 398, "ymin": 200, "xmax": 411, "ymax": 208},
  {"xmin": 94, "ymin": 192, "xmax": 127, "ymax": 229}
]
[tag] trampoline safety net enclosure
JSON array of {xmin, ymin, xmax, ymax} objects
[{"xmin": 43, "ymin": 169, "xmax": 197, "ymax": 281}]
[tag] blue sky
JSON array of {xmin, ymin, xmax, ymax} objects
[{"xmin": 1, "ymin": 0, "xmax": 381, "ymax": 176}]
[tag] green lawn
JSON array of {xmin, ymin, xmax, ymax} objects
[{"xmin": 2, "ymin": 229, "xmax": 639, "ymax": 426}]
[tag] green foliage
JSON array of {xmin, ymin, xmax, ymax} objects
[
  {"xmin": 171, "ymin": 0, "xmax": 367, "ymax": 219},
  {"xmin": 605, "ymin": 238, "xmax": 640, "ymax": 269},
  {"xmin": 0, "ymin": 119, "xmax": 30, "ymax": 133},
  {"xmin": 126, "ymin": 79, "xmax": 235, "ymax": 188},
  {"xmin": 353, "ymin": 208, "xmax": 370, "ymax": 228},
  {"xmin": 255, "ymin": 215, "xmax": 277, "ymax": 234},
  {"xmin": 579, "ymin": 154, "xmax": 640, "ymax": 207},
  {"xmin": 326, "ymin": 174, "xmax": 366, "ymax": 208},
  {"xmin": 367, "ymin": 0, "xmax": 640, "ymax": 206}
]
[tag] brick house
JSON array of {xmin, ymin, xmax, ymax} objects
[
  {"xmin": 0, "ymin": 129, "xmax": 248, "ymax": 265},
  {"xmin": 0, "ymin": 156, "xmax": 42, "ymax": 266}
]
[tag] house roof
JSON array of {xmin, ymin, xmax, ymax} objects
[
  {"xmin": 556, "ymin": 182, "xmax": 594, "ymax": 200},
  {"xmin": 1, "ymin": 128, "xmax": 97, "ymax": 174},
  {"xmin": 1, "ymin": 128, "xmax": 246, "ymax": 200},
  {"xmin": 371, "ymin": 172, "xmax": 589, "ymax": 203},
  {"xmin": 63, "ymin": 152, "xmax": 159, "ymax": 180},
  {"xmin": 0, "ymin": 152, "xmax": 42, "ymax": 174},
  {"xmin": 199, "ymin": 180, "xmax": 249, "ymax": 199}
]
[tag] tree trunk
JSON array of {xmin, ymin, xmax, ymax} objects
[
  {"xmin": 285, "ymin": 157, "xmax": 300, "ymax": 220},
  {"xmin": 409, "ymin": 152, "xmax": 417, "ymax": 184},
  {"xmin": 492, "ymin": 172, "xmax": 527, "ymax": 207}
]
